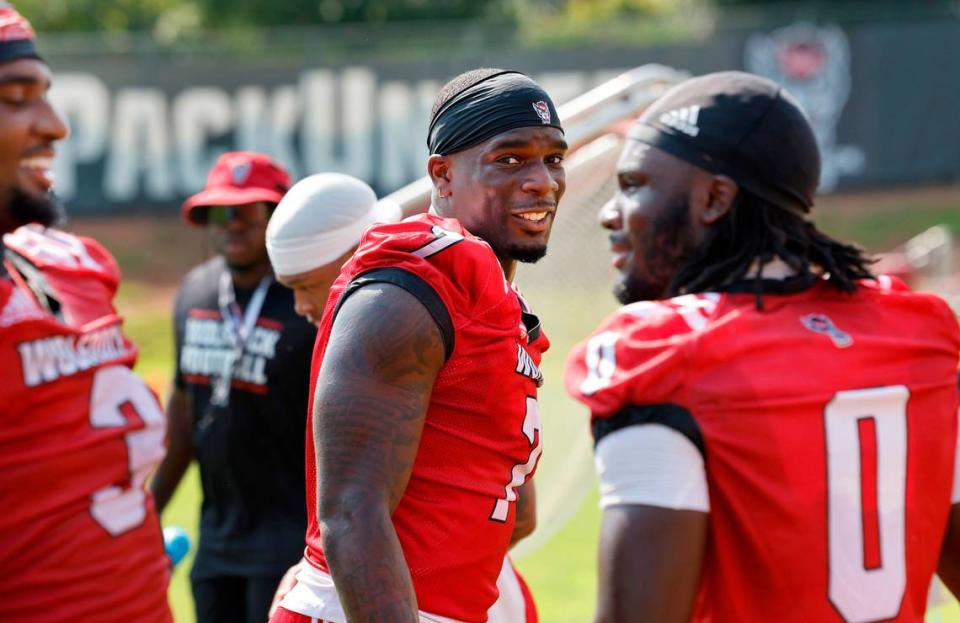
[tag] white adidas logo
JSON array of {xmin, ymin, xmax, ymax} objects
[{"xmin": 659, "ymin": 105, "xmax": 701, "ymax": 137}]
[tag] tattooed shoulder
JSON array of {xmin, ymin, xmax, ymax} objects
[{"xmin": 314, "ymin": 282, "xmax": 446, "ymax": 507}]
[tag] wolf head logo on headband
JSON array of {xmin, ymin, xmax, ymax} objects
[{"xmin": 532, "ymin": 101, "xmax": 552, "ymax": 125}]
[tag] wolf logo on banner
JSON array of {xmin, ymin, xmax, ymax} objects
[{"xmin": 744, "ymin": 22, "xmax": 865, "ymax": 191}]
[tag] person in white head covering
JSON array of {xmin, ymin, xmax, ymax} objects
[{"xmin": 266, "ymin": 173, "xmax": 401, "ymax": 325}]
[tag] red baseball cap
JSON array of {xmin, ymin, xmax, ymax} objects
[{"xmin": 182, "ymin": 151, "xmax": 292, "ymax": 226}]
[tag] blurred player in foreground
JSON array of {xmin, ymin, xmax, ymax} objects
[
  {"xmin": 151, "ymin": 151, "xmax": 316, "ymax": 623},
  {"xmin": 265, "ymin": 172, "xmax": 539, "ymax": 622},
  {"xmin": 565, "ymin": 71, "xmax": 960, "ymax": 622},
  {"xmin": 272, "ymin": 68, "xmax": 566, "ymax": 622},
  {"xmin": 0, "ymin": 5, "xmax": 172, "ymax": 621}
]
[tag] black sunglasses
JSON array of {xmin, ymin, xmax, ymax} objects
[{"xmin": 205, "ymin": 204, "xmax": 270, "ymax": 225}]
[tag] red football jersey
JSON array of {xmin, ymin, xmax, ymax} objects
[
  {"xmin": 0, "ymin": 226, "xmax": 171, "ymax": 623},
  {"xmin": 304, "ymin": 213, "xmax": 548, "ymax": 622},
  {"xmin": 566, "ymin": 277, "xmax": 960, "ymax": 623}
]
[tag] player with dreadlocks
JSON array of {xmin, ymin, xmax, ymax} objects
[
  {"xmin": 566, "ymin": 71, "xmax": 960, "ymax": 622},
  {"xmin": 669, "ymin": 189, "xmax": 874, "ymax": 304}
]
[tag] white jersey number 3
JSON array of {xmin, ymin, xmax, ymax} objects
[
  {"xmin": 491, "ymin": 396, "xmax": 543, "ymax": 522},
  {"xmin": 825, "ymin": 385, "xmax": 909, "ymax": 622},
  {"xmin": 89, "ymin": 366, "xmax": 167, "ymax": 536}
]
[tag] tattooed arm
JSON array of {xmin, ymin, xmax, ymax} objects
[{"xmin": 315, "ymin": 283, "xmax": 446, "ymax": 622}]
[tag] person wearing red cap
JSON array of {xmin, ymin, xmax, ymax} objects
[
  {"xmin": 151, "ymin": 151, "xmax": 316, "ymax": 623},
  {"xmin": 0, "ymin": 4, "xmax": 174, "ymax": 622},
  {"xmin": 565, "ymin": 71, "xmax": 960, "ymax": 622}
]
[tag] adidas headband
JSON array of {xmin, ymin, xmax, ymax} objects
[{"xmin": 627, "ymin": 71, "xmax": 821, "ymax": 215}]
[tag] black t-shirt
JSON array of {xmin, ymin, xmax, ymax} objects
[{"xmin": 173, "ymin": 256, "xmax": 316, "ymax": 578}]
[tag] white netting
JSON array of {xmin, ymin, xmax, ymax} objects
[
  {"xmin": 904, "ymin": 225, "xmax": 959, "ymax": 310},
  {"xmin": 509, "ymin": 70, "xmax": 690, "ymax": 556},
  {"xmin": 509, "ymin": 133, "xmax": 627, "ymax": 557}
]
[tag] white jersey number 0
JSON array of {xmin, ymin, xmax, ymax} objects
[{"xmin": 825, "ymin": 385, "xmax": 909, "ymax": 622}]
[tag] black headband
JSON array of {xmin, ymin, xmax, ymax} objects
[
  {"xmin": 626, "ymin": 71, "xmax": 820, "ymax": 216},
  {"xmin": 427, "ymin": 71, "xmax": 563, "ymax": 155},
  {"xmin": 630, "ymin": 121, "xmax": 809, "ymax": 217},
  {"xmin": 0, "ymin": 38, "xmax": 41, "ymax": 64}
]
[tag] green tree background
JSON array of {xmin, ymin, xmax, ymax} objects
[
  {"xmin": 14, "ymin": 0, "xmax": 508, "ymax": 32},
  {"xmin": 14, "ymin": 0, "xmax": 945, "ymax": 34}
]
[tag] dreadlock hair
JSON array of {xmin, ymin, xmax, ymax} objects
[
  {"xmin": 430, "ymin": 67, "xmax": 506, "ymax": 121},
  {"xmin": 669, "ymin": 190, "xmax": 876, "ymax": 309}
]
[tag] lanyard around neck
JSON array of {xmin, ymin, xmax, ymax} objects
[
  {"xmin": 217, "ymin": 270, "xmax": 272, "ymax": 352},
  {"xmin": 205, "ymin": 270, "xmax": 273, "ymax": 410}
]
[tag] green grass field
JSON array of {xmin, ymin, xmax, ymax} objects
[{"xmin": 113, "ymin": 194, "xmax": 960, "ymax": 622}]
